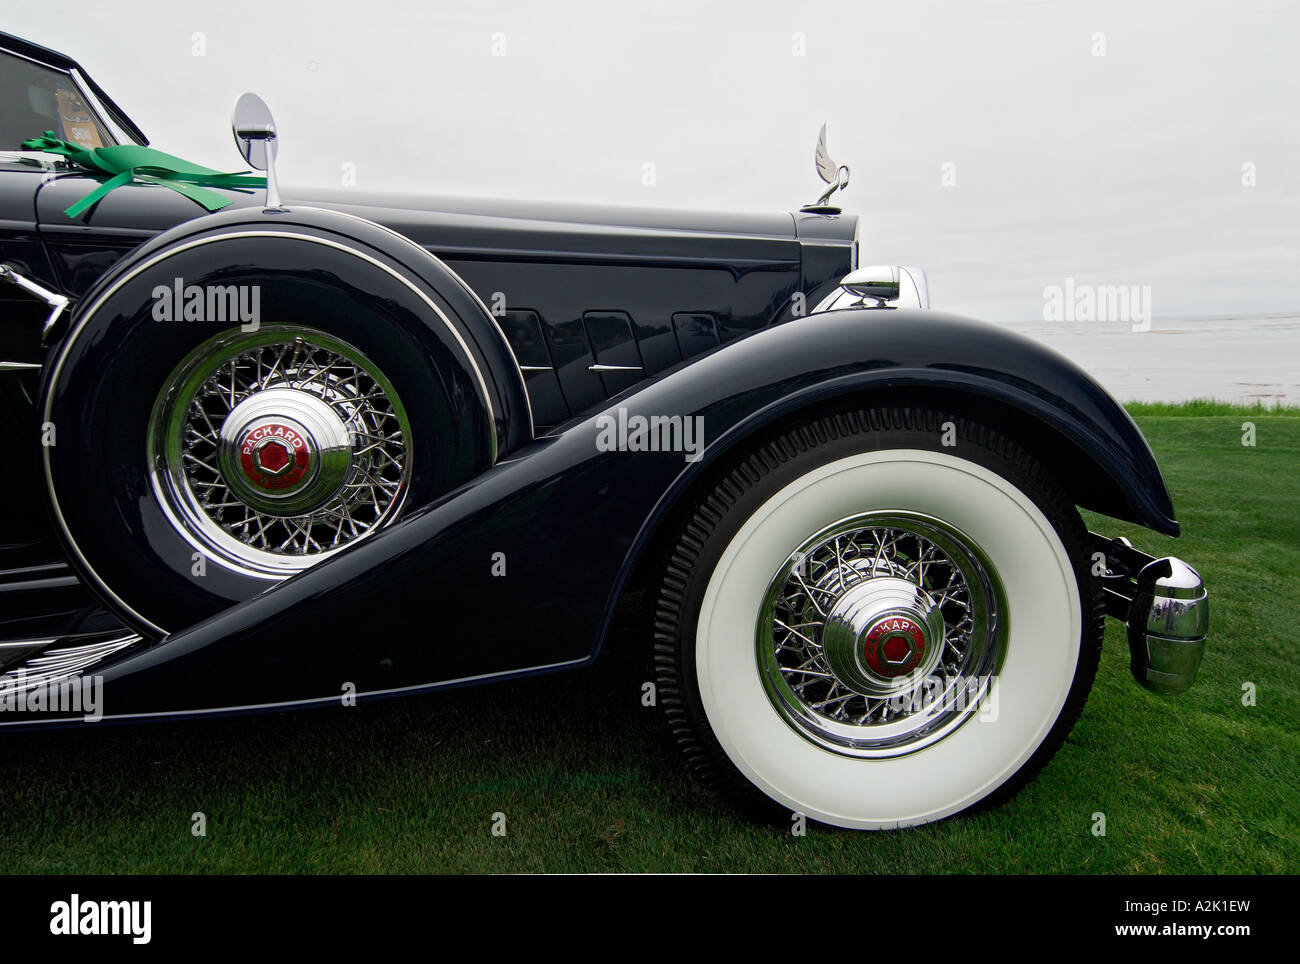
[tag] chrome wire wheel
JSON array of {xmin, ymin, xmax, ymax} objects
[
  {"xmin": 148, "ymin": 326, "xmax": 413, "ymax": 578},
  {"xmin": 758, "ymin": 511, "xmax": 1008, "ymax": 758}
]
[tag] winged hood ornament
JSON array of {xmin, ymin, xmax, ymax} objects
[{"xmin": 801, "ymin": 123, "xmax": 851, "ymax": 213}]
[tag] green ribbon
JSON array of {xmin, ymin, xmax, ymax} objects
[{"xmin": 22, "ymin": 131, "xmax": 267, "ymax": 218}]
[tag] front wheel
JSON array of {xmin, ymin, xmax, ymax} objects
[{"xmin": 653, "ymin": 407, "xmax": 1103, "ymax": 829}]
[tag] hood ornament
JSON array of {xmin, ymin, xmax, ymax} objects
[{"xmin": 801, "ymin": 123, "xmax": 850, "ymax": 214}]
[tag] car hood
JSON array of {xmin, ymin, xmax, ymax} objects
[{"xmin": 35, "ymin": 174, "xmax": 805, "ymax": 273}]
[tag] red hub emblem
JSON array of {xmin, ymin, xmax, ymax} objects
[
  {"xmin": 239, "ymin": 422, "xmax": 310, "ymax": 491},
  {"xmin": 861, "ymin": 615, "xmax": 926, "ymax": 678}
]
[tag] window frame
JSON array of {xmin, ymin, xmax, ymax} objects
[{"xmin": 0, "ymin": 45, "xmax": 137, "ymax": 153}]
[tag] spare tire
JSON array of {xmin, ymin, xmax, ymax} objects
[{"xmin": 41, "ymin": 206, "xmax": 530, "ymax": 637}]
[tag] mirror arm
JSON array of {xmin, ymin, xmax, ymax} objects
[
  {"xmin": 234, "ymin": 126, "xmax": 283, "ymax": 210},
  {"xmin": 262, "ymin": 138, "xmax": 282, "ymax": 210}
]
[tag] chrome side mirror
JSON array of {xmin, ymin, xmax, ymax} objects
[
  {"xmin": 232, "ymin": 92, "xmax": 283, "ymax": 210},
  {"xmin": 815, "ymin": 265, "xmax": 931, "ymax": 313}
]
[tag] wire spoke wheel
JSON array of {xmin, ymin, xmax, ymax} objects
[
  {"xmin": 148, "ymin": 326, "xmax": 413, "ymax": 578},
  {"xmin": 655, "ymin": 410, "xmax": 1099, "ymax": 829},
  {"xmin": 758, "ymin": 512, "xmax": 1007, "ymax": 757}
]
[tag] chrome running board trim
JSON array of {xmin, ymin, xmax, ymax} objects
[{"xmin": 0, "ymin": 631, "xmax": 141, "ymax": 695}]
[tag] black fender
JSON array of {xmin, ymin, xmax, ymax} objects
[
  {"xmin": 39, "ymin": 205, "xmax": 531, "ymax": 636},
  {"xmin": 47, "ymin": 204, "xmax": 532, "ymax": 456},
  {"xmin": 11, "ymin": 307, "xmax": 1177, "ymax": 725}
]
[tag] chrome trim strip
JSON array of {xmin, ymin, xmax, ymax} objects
[
  {"xmin": 0, "ymin": 46, "xmax": 66, "ymax": 71},
  {"xmin": 69, "ymin": 68, "xmax": 132, "ymax": 147},
  {"xmin": 0, "ymin": 638, "xmax": 57, "ymax": 651},
  {"xmin": 0, "ymin": 151, "xmax": 70, "ymax": 168},
  {"xmin": 0, "ymin": 631, "xmax": 140, "ymax": 695},
  {"xmin": 588, "ymin": 363, "xmax": 643, "ymax": 373},
  {"xmin": 0, "ymin": 653, "xmax": 588, "ymax": 726},
  {"xmin": 42, "ymin": 227, "xmax": 499, "ymax": 637},
  {"xmin": 0, "ymin": 361, "xmax": 41, "ymax": 372}
]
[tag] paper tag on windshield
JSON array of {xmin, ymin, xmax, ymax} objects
[{"xmin": 56, "ymin": 88, "xmax": 106, "ymax": 149}]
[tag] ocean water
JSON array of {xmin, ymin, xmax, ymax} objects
[{"xmin": 999, "ymin": 314, "xmax": 1300, "ymax": 405}]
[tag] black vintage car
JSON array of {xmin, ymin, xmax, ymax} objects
[{"xmin": 0, "ymin": 31, "xmax": 1209, "ymax": 829}]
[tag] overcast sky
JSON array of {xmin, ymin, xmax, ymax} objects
[{"xmin": 11, "ymin": 0, "xmax": 1298, "ymax": 321}]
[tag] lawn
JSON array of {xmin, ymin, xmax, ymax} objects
[{"xmin": 2, "ymin": 405, "xmax": 1297, "ymax": 873}]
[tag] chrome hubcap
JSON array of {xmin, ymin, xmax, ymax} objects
[
  {"xmin": 217, "ymin": 388, "xmax": 353, "ymax": 516},
  {"xmin": 758, "ymin": 512, "xmax": 1007, "ymax": 757},
  {"xmin": 149, "ymin": 327, "xmax": 412, "ymax": 578},
  {"xmin": 821, "ymin": 576, "xmax": 947, "ymax": 696}
]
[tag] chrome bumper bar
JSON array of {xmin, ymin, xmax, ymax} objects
[{"xmin": 1091, "ymin": 533, "xmax": 1209, "ymax": 695}]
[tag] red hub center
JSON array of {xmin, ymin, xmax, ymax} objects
[
  {"xmin": 238, "ymin": 422, "xmax": 311, "ymax": 491},
  {"xmin": 861, "ymin": 615, "xmax": 926, "ymax": 678},
  {"xmin": 257, "ymin": 441, "xmax": 292, "ymax": 474}
]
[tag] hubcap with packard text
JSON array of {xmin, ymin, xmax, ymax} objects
[
  {"xmin": 217, "ymin": 388, "xmax": 353, "ymax": 517},
  {"xmin": 820, "ymin": 575, "xmax": 946, "ymax": 698},
  {"xmin": 241, "ymin": 423, "xmax": 309, "ymax": 489}
]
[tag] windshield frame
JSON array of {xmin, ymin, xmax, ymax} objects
[{"xmin": 0, "ymin": 40, "xmax": 146, "ymax": 153}]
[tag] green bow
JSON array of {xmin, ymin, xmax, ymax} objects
[{"xmin": 23, "ymin": 131, "xmax": 267, "ymax": 218}]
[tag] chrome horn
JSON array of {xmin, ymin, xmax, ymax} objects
[{"xmin": 814, "ymin": 265, "xmax": 931, "ymax": 313}]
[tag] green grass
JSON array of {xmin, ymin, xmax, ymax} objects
[
  {"xmin": 2, "ymin": 403, "xmax": 1297, "ymax": 873},
  {"xmin": 1123, "ymin": 399, "xmax": 1300, "ymax": 417}
]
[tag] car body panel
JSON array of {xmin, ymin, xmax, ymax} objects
[{"xmin": 0, "ymin": 306, "xmax": 1177, "ymax": 726}]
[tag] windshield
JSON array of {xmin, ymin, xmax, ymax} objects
[{"xmin": 0, "ymin": 50, "xmax": 115, "ymax": 151}]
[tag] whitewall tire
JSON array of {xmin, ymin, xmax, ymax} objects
[{"xmin": 653, "ymin": 407, "xmax": 1103, "ymax": 830}]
